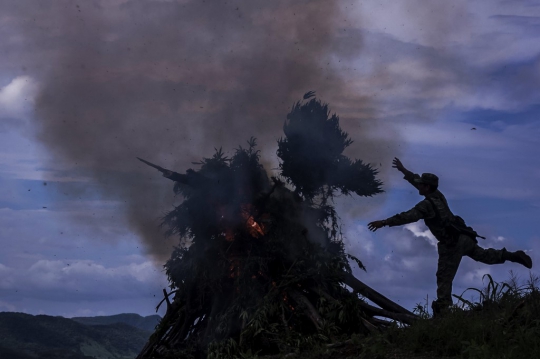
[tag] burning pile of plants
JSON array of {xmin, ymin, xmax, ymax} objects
[{"xmin": 137, "ymin": 94, "xmax": 417, "ymax": 359}]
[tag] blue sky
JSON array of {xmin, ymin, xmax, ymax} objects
[{"xmin": 0, "ymin": 0, "xmax": 539, "ymax": 317}]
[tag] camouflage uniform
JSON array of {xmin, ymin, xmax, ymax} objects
[{"xmin": 384, "ymin": 170, "xmax": 505, "ymax": 311}]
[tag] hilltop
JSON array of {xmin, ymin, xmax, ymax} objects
[
  {"xmin": 0, "ymin": 312, "xmax": 156, "ymax": 359},
  {"xmin": 71, "ymin": 313, "xmax": 160, "ymax": 333}
]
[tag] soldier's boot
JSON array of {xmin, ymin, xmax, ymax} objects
[{"xmin": 502, "ymin": 248, "xmax": 532, "ymax": 269}]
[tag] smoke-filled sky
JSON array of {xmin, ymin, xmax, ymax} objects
[{"xmin": 1, "ymin": 0, "xmax": 539, "ymax": 317}]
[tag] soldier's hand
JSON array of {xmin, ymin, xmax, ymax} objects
[
  {"xmin": 368, "ymin": 220, "xmax": 385, "ymax": 232},
  {"xmin": 392, "ymin": 157, "xmax": 406, "ymax": 172}
]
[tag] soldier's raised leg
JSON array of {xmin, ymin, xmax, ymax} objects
[{"xmin": 465, "ymin": 240, "xmax": 532, "ymax": 269}]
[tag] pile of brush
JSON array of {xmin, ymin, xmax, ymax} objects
[{"xmin": 137, "ymin": 95, "xmax": 417, "ymax": 359}]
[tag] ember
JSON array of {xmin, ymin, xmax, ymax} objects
[
  {"xmin": 241, "ymin": 205, "xmax": 266, "ymax": 238},
  {"xmin": 137, "ymin": 95, "xmax": 416, "ymax": 359}
]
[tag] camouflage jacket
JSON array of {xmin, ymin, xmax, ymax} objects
[{"xmin": 384, "ymin": 170, "xmax": 457, "ymax": 243}]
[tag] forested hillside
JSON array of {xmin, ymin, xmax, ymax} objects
[{"xmin": 0, "ymin": 312, "xmax": 153, "ymax": 359}]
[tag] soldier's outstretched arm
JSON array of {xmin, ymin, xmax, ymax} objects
[
  {"xmin": 368, "ymin": 209, "xmax": 421, "ymax": 232},
  {"xmin": 368, "ymin": 200, "xmax": 435, "ymax": 232},
  {"xmin": 392, "ymin": 157, "xmax": 420, "ymax": 189},
  {"xmin": 392, "ymin": 157, "xmax": 407, "ymax": 173}
]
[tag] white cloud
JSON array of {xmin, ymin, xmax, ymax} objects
[
  {"xmin": 0, "ymin": 76, "xmax": 38, "ymax": 119},
  {"xmin": 352, "ymin": 0, "xmax": 540, "ymax": 64},
  {"xmin": 404, "ymin": 222, "xmax": 437, "ymax": 247},
  {"xmin": 127, "ymin": 261, "xmax": 162, "ymax": 283},
  {"xmin": 2, "ymin": 259, "xmax": 167, "ymax": 300},
  {"xmin": 401, "ymin": 257, "xmax": 423, "ymax": 271},
  {"xmin": 460, "ymin": 267, "xmax": 493, "ymax": 289}
]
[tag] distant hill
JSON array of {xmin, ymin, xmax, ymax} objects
[
  {"xmin": 71, "ymin": 313, "xmax": 161, "ymax": 333},
  {"xmin": 0, "ymin": 312, "xmax": 154, "ymax": 359}
]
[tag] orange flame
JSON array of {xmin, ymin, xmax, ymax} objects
[
  {"xmin": 219, "ymin": 204, "xmax": 268, "ymax": 241},
  {"xmin": 240, "ymin": 204, "xmax": 267, "ymax": 238}
]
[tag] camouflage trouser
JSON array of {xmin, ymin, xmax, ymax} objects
[{"xmin": 434, "ymin": 234, "xmax": 505, "ymax": 310}]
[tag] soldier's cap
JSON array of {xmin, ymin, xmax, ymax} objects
[{"xmin": 414, "ymin": 173, "xmax": 439, "ymax": 187}]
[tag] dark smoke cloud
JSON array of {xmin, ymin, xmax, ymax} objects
[{"xmin": 3, "ymin": 0, "xmax": 401, "ymax": 261}]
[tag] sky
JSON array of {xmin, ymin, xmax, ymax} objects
[{"xmin": 0, "ymin": 0, "xmax": 539, "ymax": 317}]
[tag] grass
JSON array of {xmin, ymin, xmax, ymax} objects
[
  {"xmin": 255, "ymin": 272, "xmax": 540, "ymax": 359},
  {"xmin": 385, "ymin": 272, "xmax": 540, "ymax": 359}
]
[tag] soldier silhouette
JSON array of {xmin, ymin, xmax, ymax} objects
[{"xmin": 368, "ymin": 158, "xmax": 532, "ymax": 315}]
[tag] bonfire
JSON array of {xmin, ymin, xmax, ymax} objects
[{"xmin": 137, "ymin": 94, "xmax": 417, "ymax": 358}]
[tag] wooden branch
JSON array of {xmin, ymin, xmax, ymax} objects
[
  {"xmin": 308, "ymin": 284, "xmax": 416, "ymax": 325},
  {"xmin": 169, "ymin": 311, "xmax": 197, "ymax": 347},
  {"xmin": 289, "ymin": 289, "xmax": 322, "ymax": 330},
  {"xmin": 342, "ymin": 272, "xmax": 416, "ymax": 317},
  {"xmin": 361, "ymin": 317, "xmax": 379, "ymax": 333},
  {"xmin": 308, "ymin": 286, "xmax": 337, "ymax": 304},
  {"xmin": 369, "ymin": 317, "xmax": 394, "ymax": 327},
  {"xmin": 163, "ymin": 309, "xmax": 187, "ymax": 345},
  {"xmin": 357, "ymin": 301, "xmax": 417, "ymax": 325},
  {"xmin": 163, "ymin": 288, "xmax": 172, "ymax": 311},
  {"xmin": 136, "ymin": 302, "xmax": 184, "ymax": 359}
]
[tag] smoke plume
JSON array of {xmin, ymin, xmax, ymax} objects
[{"xmin": 6, "ymin": 0, "xmax": 401, "ymax": 260}]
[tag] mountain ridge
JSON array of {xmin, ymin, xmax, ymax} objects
[
  {"xmin": 0, "ymin": 312, "xmax": 158, "ymax": 359},
  {"xmin": 71, "ymin": 313, "xmax": 161, "ymax": 332}
]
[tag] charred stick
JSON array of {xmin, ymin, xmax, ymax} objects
[
  {"xmin": 136, "ymin": 157, "xmax": 169, "ymax": 172},
  {"xmin": 137, "ymin": 157, "xmax": 203, "ymax": 185},
  {"xmin": 308, "ymin": 285, "xmax": 415, "ymax": 325},
  {"xmin": 136, "ymin": 302, "xmax": 185, "ymax": 359},
  {"xmin": 167, "ymin": 289, "xmax": 205, "ymax": 346},
  {"xmin": 170, "ymin": 311, "xmax": 197, "ymax": 347},
  {"xmin": 147, "ymin": 311, "xmax": 184, "ymax": 357},
  {"xmin": 306, "ymin": 285, "xmax": 415, "ymax": 325},
  {"xmin": 308, "ymin": 286, "xmax": 338, "ymax": 304},
  {"xmin": 343, "ymin": 272, "xmax": 416, "ymax": 317},
  {"xmin": 361, "ymin": 317, "xmax": 379, "ymax": 333},
  {"xmin": 357, "ymin": 301, "xmax": 417, "ymax": 325},
  {"xmin": 185, "ymin": 313, "xmax": 207, "ymax": 344},
  {"xmin": 369, "ymin": 317, "xmax": 394, "ymax": 327},
  {"xmin": 137, "ymin": 157, "xmax": 183, "ymax": 181},
  {"xmin": 289, "ymin": 289, "xmax": 322, "ymax": 330},
  {"xmin": 162, "ymin": 308, "xmax": 187, "ymax": 345},
  {"xmin": 163, "ymin": 288, "xmax": 172, "ymax": 312}
]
